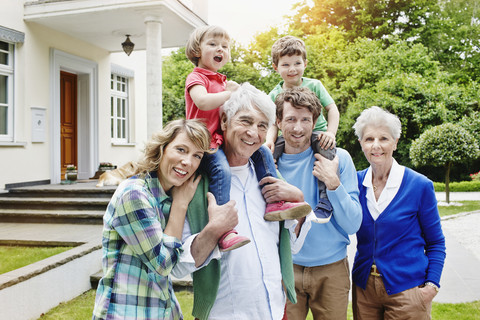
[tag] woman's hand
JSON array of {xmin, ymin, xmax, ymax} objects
[
  {"xmin": 164, "ymin": 174, "xmax": 202, "ymax": 240},
  {"xmin": 419, "ymin": 285, "xmax": 437, "ymax": 304},
  {"xmin": 171, "ymin": 174, "xmax": 202, "ymax": 208}
]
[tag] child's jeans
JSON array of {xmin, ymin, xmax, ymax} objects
[{"xmin": 201, "ymin": 145, "xmax": 278, "ymax": 205}]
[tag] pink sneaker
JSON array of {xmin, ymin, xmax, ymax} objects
[
  {"xmin": 218, "ymin": 230, "xmax": 250, "ymax": 252},
  {"xmin": 264, "ymin": 201, "xmax": 311, "ymax": 221}
]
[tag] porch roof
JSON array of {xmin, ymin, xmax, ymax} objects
[{"xmin": 23, "ymin": 0, "xmax": 208, "ymax": 52}]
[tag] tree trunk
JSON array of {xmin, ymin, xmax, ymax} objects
[{"xmin": 445, "ymin": 162, "xmax": 451, "ymax": 204}]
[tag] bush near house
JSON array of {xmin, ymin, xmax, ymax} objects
[{"xmin": 433, "ymin": 180, "xmax": 480, "ymax": 192}]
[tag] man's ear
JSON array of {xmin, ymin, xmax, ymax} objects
[
  {"xmin": 272, "ymin": 63, "xmax": 278, "ymax": 72},
  {"xmin": 276, "ymin": 117, "xmax": 282, "ymax": 131},
  {"xmin": 220, "ymin": 113, "xmax": 228, "ymax": 131}
]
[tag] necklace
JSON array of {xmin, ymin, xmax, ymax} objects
[{"xmin": 373, "ymin": 185, "xmax": 378, "ymax": 192}]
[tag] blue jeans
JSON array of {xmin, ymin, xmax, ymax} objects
[{"xmin": 201, "ymin": 145, "xmax": 278, "ymax": 206}]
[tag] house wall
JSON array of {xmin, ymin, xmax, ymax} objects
[{"xmin": 0, "ymin": 1, "xmax": 149, "ymax": 189}]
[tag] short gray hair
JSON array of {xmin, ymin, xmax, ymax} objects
[
  {"xmin": 353, "ymin": 106, "xmax": 402, "ymax": 140},
  {"xmin": 220, "ymin": 82, "xmax": 276, "ymax": 127}
]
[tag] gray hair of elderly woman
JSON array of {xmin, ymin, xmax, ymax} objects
[
  {"xmin": 220, "ymin": 82, "xmax": 276, "ymax": 127},
  {"xmin": 135, "ymin": 119, "xmax": 212, "ymax": 174},
  {"xmin": 353, "ymin": 106, "xmax": 402, "ymax": 140}
]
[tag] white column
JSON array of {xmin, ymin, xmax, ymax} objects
[{"xmin": 144, "ymin": 16, "xmax": 163, "ymax": 139}]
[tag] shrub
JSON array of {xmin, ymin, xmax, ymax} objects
[
  {"xmin": 470, "ymin": 171, "xmax": 480, "ymax": 181},
  {"xmin": 433, "ymin": 180, "xmax": 480, "ymax": 192}
]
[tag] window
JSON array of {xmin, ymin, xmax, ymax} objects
[
  {"xmin": 110, "ymin": 73, "xmax": 129, "ymax": 143},
  {"xmin": 0, "ymin": 40, "xmax": 13, "ymax": 141}
]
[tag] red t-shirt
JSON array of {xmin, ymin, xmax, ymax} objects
[{"xmin": 185, "ymin": 67, "xmax": 227, "ymax": 148}]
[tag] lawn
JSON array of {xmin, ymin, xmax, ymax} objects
[
  {"xmin": 39, "ymin": 289, "xmax": 480, "ymax": 319},
  {"xmin": 437, "ymin": 200, "xmax": 480, "ymax": 217},
  {"xmin": 0, "ymin": 245, "xmax": 73, "ymax": 274}
]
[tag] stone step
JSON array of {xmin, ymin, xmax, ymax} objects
[
  {"xmin": 3, "ymin": 183, "xmax": 116, "ymax": 199},
  {"xmin": 0, "ymin": 197, "xmax": 110, "ymax": 211},
  {"xmin": 0, "ymin": 208, "xmax": 105, "ymax": 224}
]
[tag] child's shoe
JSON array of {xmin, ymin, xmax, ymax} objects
[
  {"xmin": 264, "ymin": 201, "xmax": 311, "ymax": 221},
  {"xmin": 218, "ymin": 230, "xmax": 250, "ymax": 252},
  {"xmin": 312, "ymin": 198, "xmax": 333, "ymax": 223}
]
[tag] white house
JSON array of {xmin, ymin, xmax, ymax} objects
[{"xmin": 0, "ymin": 0, "xmax": 208, "ymax": 190}]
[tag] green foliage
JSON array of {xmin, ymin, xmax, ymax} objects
[
  {"xmin": 433, "ymin": 180, "xmax": 480, "ymax": 192},
  {"xmin": 162, "ymin": 47, "xmax": 193, "ymax": 125},
  {"xmin": 160, "ymin": 0, "xmax": 480, "ymax": 182},
  {"xmin": 290, "ymin": 0, "xmax": 438, "ymax": 42},
  {"xmin": 410, "ymin": 123, "xmax": 480, "ymax": 167}
]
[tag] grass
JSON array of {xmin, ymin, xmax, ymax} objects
[
  {"xmin": 38, "ymin": 289, "xmax": 480, "ymax": 320},
  {"xmin": 0, "ymin": 245, "xmax": 73, "ymax": 274},
  {"xmin": 437, "ymin": 201, "xmax": 480, "ymax": 217}
]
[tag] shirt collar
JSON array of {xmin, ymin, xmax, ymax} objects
[
  {"xmin": 363, "ymin": 158, "xmax": 404, "ymax": 189},
  {"xmin": 193, "ymin": 67, "xmax": 227, "ymax": 81}
]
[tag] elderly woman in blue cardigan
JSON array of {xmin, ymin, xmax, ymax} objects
[{"xmin": 351, "ymin": 106, "xmax": 446, "ymax": 320}]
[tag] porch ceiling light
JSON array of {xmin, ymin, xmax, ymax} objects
[{"xmin": 122, "ymin": 35, "xmax": 135, "ymax": 56}]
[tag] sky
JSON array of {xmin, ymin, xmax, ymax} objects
[{"xmin": 207, "ymin": 0, "xmax": 302, "ymax": 46}]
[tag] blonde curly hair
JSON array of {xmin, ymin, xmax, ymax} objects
[{"xmin": 135, "ymin": 119, "xmax": 212, "ymax": 174}]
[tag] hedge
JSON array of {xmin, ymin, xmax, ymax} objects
[{"xmin": 433, "ymin": 180, "xmax": 480, "ymax": 192}]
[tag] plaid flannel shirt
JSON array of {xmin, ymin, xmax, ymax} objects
[{"xmin": 92, "ymin": 171, "xmax": 184, "ymax": 320}]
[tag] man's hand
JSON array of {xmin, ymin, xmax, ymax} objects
[
  {"xmin": 206, "ymin": 192, "xmax": 238, "ymax": 238},
  {"xmin": 259, "ymin": 176, "xmax": 304, "ymax": 203},
  {"xmin": 191, "ymin": 192, "xmax": 239, "ymax": 267},
  {"xmin": 313, "ymin": 154, "xmax": 340, "ymax": 190}
]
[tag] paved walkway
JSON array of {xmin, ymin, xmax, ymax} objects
[{"xmin": 0, "ymin": 191, "xmax": 479, "ymax": 303}]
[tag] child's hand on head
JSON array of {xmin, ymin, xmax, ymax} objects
[
  {"xmin": 225, "ymin": 80, "xmax": 240, "ymax": 92},
  {"xmin": 264, "ymin": 140, "xmax": 275, "ymax": 153},
  {"xmin": 317, "ymin": 131, "xmax": 336, "ymax": 150}
]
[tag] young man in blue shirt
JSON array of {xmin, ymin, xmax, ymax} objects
[{"xmin": 274, "ymin": 87, "xmax": 362, "ymax": 320}]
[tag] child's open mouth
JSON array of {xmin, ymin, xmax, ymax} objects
[{"xmin": 214, "ymin": 55, "xmax": 223, "ymax": 62}]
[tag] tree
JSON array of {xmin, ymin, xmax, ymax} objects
[
  {"xmin": 290, "ymin": 0, "xmax": 438, "ymax": 42},
  {"xmin": 410, "ymin": 123, "xmax": 480, "ymax": 203}
]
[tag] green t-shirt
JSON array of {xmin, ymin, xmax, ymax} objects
[{"xmin": 269, "ymin": 77, "xmax": 334, "ymax": 132}]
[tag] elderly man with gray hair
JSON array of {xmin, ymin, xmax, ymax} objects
[{"xmin": 173, "ymin": 83, "xmax": 315, "ymax": 320}]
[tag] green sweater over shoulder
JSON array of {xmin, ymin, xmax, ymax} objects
[{"xmin": 186, "ymin": 175, "xmax": 296, "ymax": 320}]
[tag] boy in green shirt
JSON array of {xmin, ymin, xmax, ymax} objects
[{"xmin": 267, "ymin": 35, "xmax": 340, "ymax": 223}]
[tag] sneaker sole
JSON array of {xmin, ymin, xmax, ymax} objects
[
  {"xmin": 312, "ymin": 215, "xmax": 332, "ymax": 224},
  {"xmin": 220, "ymin": 239, "xmax": 251, "ymax": 252},
  {"xmin": 264, "ymin": 203, "xmax": 312, "ymax": 221}
]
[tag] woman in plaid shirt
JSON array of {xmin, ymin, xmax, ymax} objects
[{"xmin": 92, "ymin": 119, "xmax": 212, "ymax": 320}]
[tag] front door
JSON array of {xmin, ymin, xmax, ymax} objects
[{"xmin": 60, "ymin": 71, "xmax": 78, "ymax": 179}]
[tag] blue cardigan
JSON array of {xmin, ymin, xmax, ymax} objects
[{"xmin": 352, "ymin": 167, "xmax": 446, "ymax": 295}]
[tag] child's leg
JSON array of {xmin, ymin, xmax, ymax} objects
[
  {"xmin": 200, "ymin": 148, "xmax": 231, "ymax": 206},
  {"xmin": 311, "ymin": 131, "xmax": 336, "ymax": 223},
  {"xmin": 251, "ymin": 144, "xmax": 278, "ymax": 180},
  {"xmin": 200, "ymin": 148, "xmax": 250, "ymax": 251},
  {"xmin": 251, "ymin": 145, "xmax": 311, "ymax": 221}
]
